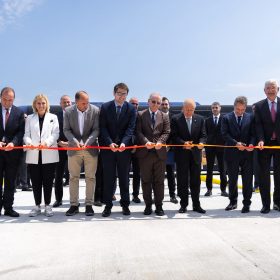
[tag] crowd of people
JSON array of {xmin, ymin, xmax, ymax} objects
[{"xmin": 0, "ymin": 79, "xmax": 279, "ymax": 218}]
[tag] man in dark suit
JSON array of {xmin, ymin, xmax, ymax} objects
[
  {"xmin": 205, "ymin": 102, "xmax": 228, "ymax": 197},
  {"xmin": 99, "ymin": 83, "xmax": 136, "ymax": 217},
  {"xmin": 160, "ymin": 97, "xmax": 178, "ymax": 204},
  {"xmin": 53, "ymin": 95, "xmax": 72, "ymax": 207},
  {"xmin": 221, "ymin": 96, "xmax": 255, "ymax": 213},
  {"xmin": 255, "ymin": 79, "xmax": 280, "ymax": 213},
  {"xmin": 0, "ymin": 87, "xmax": 25, "ymax": 217},
  {"xmin": 171, "ymin": 99, "xmax": 206, "ymax": 214},
  {"xmin": 136, "ymin": 93, "xmax": 170, "ymax": 216}
]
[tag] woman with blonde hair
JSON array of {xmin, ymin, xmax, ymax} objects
[{"xmin": 24, "ymin": 94, "xmax": 59, "ymax": 217}]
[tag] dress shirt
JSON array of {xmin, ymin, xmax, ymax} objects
[
  {"xmin": 77, "ymin": 107, "xmax": 89, "ymax": 144},
  {"xmin": 267, "ymin": 98, "xmax": 278, "ymax": 113}
]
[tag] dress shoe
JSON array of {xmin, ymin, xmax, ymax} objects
[
  {"xmin": 225, "ymin": 203, "xmax": 237, "ymax": 211},
  {"xmin": 193, "ymin": 206, "xmax": 206, "ymax": 214},
  {"xmin": 260, "ymin": 207, "xmax": 270, "ymax": 214},
  {"xmin": 122, "ymin": 206, "xmax": 131, "ymax": 216},
  {"xmin": 143, "ymin": 206, "xmax": 152, "ymax": 215},
  {"xmin": 22, "ymin": 186, "xmax": 32, "ymax": 191},
  {"xmin": 241, "ymin": 206, "xmax": 250, "ymax": 213},
  {"xmin": 4, "ymin": 209, "xmax": 20, "ymax": 217},
  {"xmin": 155, "ymin": 206, "xmax": 165, "ymax": 216},
  {"xmin": 204, "ymin": 190, "xmax": 212, "ymax": 196},
  {"xmin": 65, "ymin": 206, "xmax": 79, "ymax": 216},
  {"xmin": 63, "ymin": 181, "xmax": 69, "ymax": 187},
  {"xmin": 93, "ymin": 200, "xmax": 103, "ymax": 207},
  {"xmin": 85, "ymin": 205, "xmax": 94, "ymax": 216},
  {"xmin": 132, "ymin": 196, "xmax": 141, "ymax": 203},
  {"xmin": 178, "ymin": 207, "xmax": 187, "ymax": 213},
  {"xmin": 221, "ymin": 191, "xmax": 229, "ymax": 197},
  {"xmin": 170, "ymin": 196, "xmax": 178, "ymax": 204},
  {"xmin": 273, "ymin": 204, "xmax": 280, "ymax": 211},
  {"xmin": 102, "ymin": 206, "xmax": 112, "ymax": 217},
  {"xmin": 53, "ymin": 201, "xmax": 62, "ymax": 208}
]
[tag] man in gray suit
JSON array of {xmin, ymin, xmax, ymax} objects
[{"xmin": 63, "ymin": 91, "xmax": 99, "ymax": 216}]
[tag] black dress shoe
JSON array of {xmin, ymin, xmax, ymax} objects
[
  {"xmin": 225, "ymin": 203, "xmax": 237, "ymax": 211},
  {"xmin": 85, "ymin": 205, "xmax": 94, "ymax": 216},
  {"xmin": 193, "ymin": 206, "xmax": 206, "ymax": 214},
  {"xmin": 204, "ymin": 190, "xmax": 212, "ymax": 196},
  {"xmin": 260, "ymin": 207, "xmax": 270, "ymax": 214},
  {"xmin": 93, "ymin": 200, "xmax": 103, "ymax": 207},
  {"xmin": 102, "ymin": 206, "xmax": 112, "ymax": 217},
  {"xmin": 22, "ymin": 186, "xmax": 32, "ymax": 191},
  {"xmin": 144, "ymin": 206, "xmax": 152, "ymax": 215},
  {"xmin": 241, "ymin": 206, "xmax": 250, "ymax": 213},
  {"xmin": 122, "ymin": 206, "xmax": 131, "ymax": 216},
  {"xmin": 63, "ymin": 181, "xmax": 69, "ymax": 187},
  {"xmin": 65, "ymin": 206, "xmax": 79, "ymax": 216},
  {"xmin": 273, "ymin": 204, "xmax": 280, "ymax": 211},
  {"xmin": 178, "ymin": 207, "xmax": 187, "ymax": 213},
  {"xmin": 170, "ymin": 196, "xmax": 178, "ymax": 204},
  {"xmin": 4, "ymin": 209, "xmax": 20, "ymax": 217},
  {"xmin": 132, "ymin": 196, "xmax": 141, "ymax": 203},
  {"xmin": 53, "ymin": 201, "xmax": 62, "ymax": 208},
  {"xmin": 155, "ymin": 206, "xmax": 165, "ymax": 216},
  {"xmin": 221, "ymin": 191, "xmax": 229, "ymax": 197}
]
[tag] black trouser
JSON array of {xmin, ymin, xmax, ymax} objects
[
  {"xmin": 131, "ymin": 154, "xmax": 141, "ymax": 197},
  {"xmin": 94, "ymin": 155, "xmax": 104, "ymax": 202},
  {"xmin": 29, "ymin": 162, "xmax": 56, "ymax": 206},
  {"xmin": 258, "ymin": 140, "xmax": 280, "ymax": 208},
  {"xmin": 54, "ymin": 150, "xmax": 68, "ymax": 202},
  {"xmin": 0, "ymin": 151, "xmax": 20, "ymax": 211},
  {"xmin": 16, "ymin": 152, "xmax": 28, "ymax": 187},
  {"xmin": 226, "ymin": 153, "xmax": 253, "ymax": 207},
  {"xmin": 176, "ymin": 152, "xmax": 201, "ymax": 208},
  {"xmin": 205, "ymin": 148, "xmax": 227, "ymax": 191},
  {"xmin": 166, "ymin": 164, "xmax": 176, "ymax": 197}
]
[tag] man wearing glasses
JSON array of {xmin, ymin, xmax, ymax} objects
[
  {"xmin": 99, "ymin": 83, "xmax": 136, "ymax": 217},
  {"xmin": 136, "ymin": 93, "xmax": 170, "ymax": 216}
]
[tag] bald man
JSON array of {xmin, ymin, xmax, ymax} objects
[{"xmin": 171, "ymin": 99, "xmax": 206, "ymax": 214}]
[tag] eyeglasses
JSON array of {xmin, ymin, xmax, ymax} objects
[
  {"xmin": 161, "ymin": 103, "xmax": 169, "ymax": 106},
  {"xmin": 151, "ymin": 100, "xmax": 161, "ymax": 105},
  {"xmin": 115, "ymin": 92, "xmax": 128, "ymax": 97}
]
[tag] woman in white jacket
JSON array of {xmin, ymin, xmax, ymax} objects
[{"xmin": 24, "ymin": 94, "xmax": 59, "ymax": 217}]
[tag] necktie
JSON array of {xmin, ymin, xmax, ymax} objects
[
  {"xmin": 214, "ymin": 116, "xmax": 218, "ymax": 126},
  {"xmin": 271, "ymin": 101, "xmax": 276, "ymax": 139},
  {"xmin": 151, "ymin": 112, "xmax": 155, "ymax": 128},
  {"xmin": 237, "ymin": 116, "xmax": 242, "ymax": 127},
  {"xmin": 186, "ymin": 118, "xmax": 191, "ymax": 134},
  {"xmin": 116, "ymin": 106, "xmax": 121, "ymax": 120},
  {"xmin": 5, "ymin": 109, "xmax": 10, "ymax": 127}
]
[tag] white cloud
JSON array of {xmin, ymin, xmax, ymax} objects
[{"xmin": 0, "ymin": 0, "xmax": 42, "ymax": 31}]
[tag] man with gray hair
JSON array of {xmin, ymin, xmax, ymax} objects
[
  {"xmin": 255, "ymin": 79, "xmax": 280, "ymax": 213},
  {"xmin": 221, "ymin": 96, "xmax": 255, "ymax": 213}
]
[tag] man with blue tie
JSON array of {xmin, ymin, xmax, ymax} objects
[
  {"xmin": 221, "ymin": 96, "xmax": 255, "ymax": 213},
  {"xmin": 99, "ymin": 83, "xmax": 136, "ymax": 217},
  {"xmin": 255, "ymin": 79, "xmax": 280, "ymax": 213}
]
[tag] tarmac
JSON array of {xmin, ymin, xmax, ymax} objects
[{"xmin": 1, "ymin": 177, "xmax": 280, "ymax": 280}]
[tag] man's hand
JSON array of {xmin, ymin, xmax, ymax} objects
[
  {"xmin": 236, "ymin": 142, "xmax": 246, "ymax": 151},
  {"xmin": 110, "ymin": 143, "xmax": 119, "ymax": 152},
  {"xmin": 58, "ymin": 141, "xmax": 68, "ymax": 147},
  {"xmin": 118, "ymin": 143, "xmax": 126, "ymax": 152},
  {"xmin": 258, "ymin": 141, "xmax": 264, "ymax": 150},
  {"xmin": 145, "ymin": 141, "xmax": 155, "ymax": 149},
  {"xmin": 184, "ymin": 141, "xmax": 193, "ymax": 150},
  {"xmin": 4, "ymin": 142, "xmax": 14, "ymax": 151},
  {"xmin": 197, "ymin": 143, "xmax": 204, "ymax": 150},
  {"xmin": 154, "ymin": 142, "xmax": 162, "ymax": 150},
  {"xmin": 246, "ymin": 144, "xmax": 254, "ymax": 152}
]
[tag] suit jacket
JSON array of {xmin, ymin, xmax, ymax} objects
[
  {"xmin": 56, "ymin": 110, "xmax": 68, "ymax": 142},
  {"xmin": 0, "ymin": 104, "xmax": 25, "ymax": 159},
  {"xmin": 171, "ymin": 113, "xmax": 206, "ymax": 164},
  {"xmin": 254, "ymin": 97, "xmax": 280, "ymax": 144},
  {"xmin": 221, "ymin": 111, "xmax": 255, "ymax": 161},
  {"xmin": 205, "ymin": 114, "xmax": 225, "ymax": 145},
  {"xmin": 99, "ymin": 100, "xmax": 136, "ymax": 147},
  {"xmin": 63, "ymin": 104, "xmax": 99, "ymax": 156},
  {"xmin": 136, "ymin": 109, "xmax": 170, "ymax": 160},
  {"xmin": 24, "ymin": 112, "xmax": 60, "ymax": 164}
]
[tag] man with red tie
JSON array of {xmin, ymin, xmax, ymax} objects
[
  {"xmin": 255, "ymin": 79, "xmax": 280, "ymax": 214},
  {"xmin": 0, "ymin": 87, "xmax": 25, "ymax": 217}
]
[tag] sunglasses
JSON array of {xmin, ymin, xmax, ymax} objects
[{"xmin": 151, "ymin": 100, "xmax": 161, "ymax": 105}]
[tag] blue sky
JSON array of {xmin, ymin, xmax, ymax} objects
[{"xmin": 1, "ymin": 0, "xmax": 280, "ymax": 106}]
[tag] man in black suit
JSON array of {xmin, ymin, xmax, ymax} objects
[
  {"xmin": 255, "ymin": 79, "xmax": 280, "ymax": 214},
  {"xmin": 221, "ymin": 96, "xmax": 255, "ymax": 213},
  {"xmin": 205, "ymin": 102, "xmax": 228, "ymax": 197},
  {"xmin": 160, "ymin": 97, "xmax": 178, "ymax": 204},
  {"xmin": 171, "ymin": 99, "xmax": 206, "ymax": 214},
  {"xmin": 99, "ymin": 83, "xmax": 136, "ymax": 217},
  {"xmin": 53, "ymin": 95, "xmax": 72, "ymax": 207},
  {"xmin": 0, "ymin": 87, "xmax": 25, "ymax": 217}
]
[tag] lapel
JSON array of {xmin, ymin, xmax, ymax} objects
[
  {"xmin": 5, "ymin": 106, "xmax": 14, "ymax": 130},
  {"xmin": 240, "ymin": 113, "xmax": 248, "ymax": 132},
  {"xmin": 41, "ymin": 113, "xmax": 51, "ymax": 139},
  {"xmin": 109, "ymin": 101, "xmax": 118, "ymax": 122},
  {"xmin": 179, "ymin": 113, "xmax": 190, "ymax": 137},
  {"xmin": 263, "ymin": 100, "xmax": 272, "ymax": 122},
  {"xmin": 230, "ymin": 112, "xmax": 240, "ymax": 132},
  {"xmin": 83, "ymin": 105, "xmax": 92, "ymax": 135},
  {"xmin": 154, "ymin": 110, "xmax": 162, "ymax": 129},
  {"xmin": 276, "ymin": 97, "xmax": 280, "ymax": 123},
  {"xmin": 73, "ymin": 106, "xmax": 81, "ymax": 138},
  {"xmin": 191, "ymin": 115, "xmax": 199, "ymax": 135},
  {"xmin": 143, "ymin": 110, "xmax": 153, "ymax": 130},
  {"xmin": 0, "ymin": 105, "xmax": 3, "ymax": 132},
  {"xmin": 118, "ymin": 102, "xmax": 127, "ymax": 122}
]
